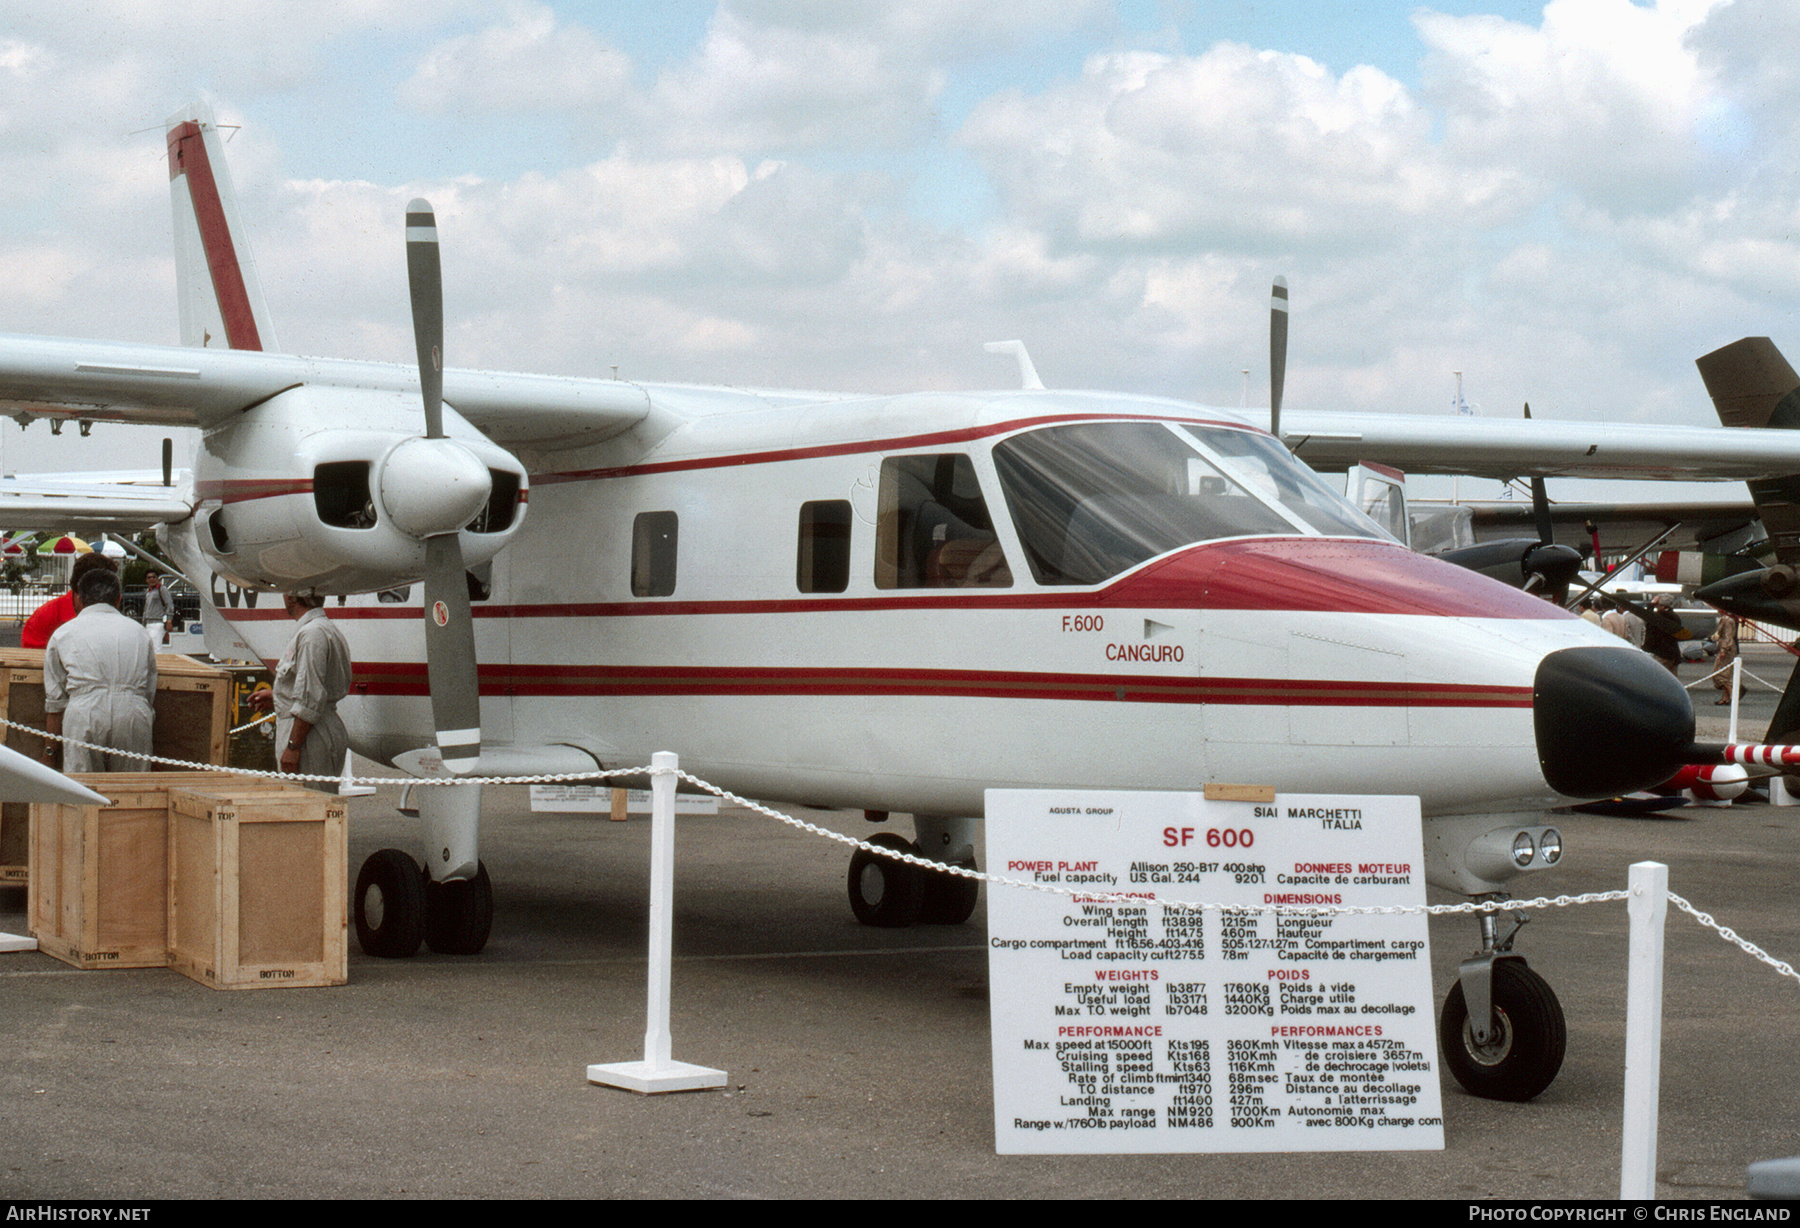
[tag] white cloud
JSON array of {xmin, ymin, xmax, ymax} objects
[
  {"xmin": 1418, "ymin": 0, "xmax": 1734, "ymax": 215},
  {"xmin": 400, "ymin": 2, "xmax": 631, "ymax": 114},
  {"xmin": 958, "ymin": 43, "xmax": 1523, "ymax": 256}
]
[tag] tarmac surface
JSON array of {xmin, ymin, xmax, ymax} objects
[{"xmin": 4, "ymin": 644, "xmax": 1800, "ymax": 1200}]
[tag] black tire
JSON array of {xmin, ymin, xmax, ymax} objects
[
  {"xmin": 424, "ymin": 861, "xmax": 494, "ymax": 955},
  {"xmin": 917, "ymin": 856, "xmax": 980, "ymax": 925},
  {"xmin": 1440, "ymin": 959, "xmax": 1567, "ymax": 1102},
  {"xmin": 354, "ymin": 848, "xmax": 425, "ymax": 959},
  {"xmin": 847, "ymin": 833, "xmax": 923, "ymax": 927}
]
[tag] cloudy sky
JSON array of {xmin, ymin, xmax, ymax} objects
[{"xmin": 0, "ymin": 0, "xmax": 1790, "ymax": 493}]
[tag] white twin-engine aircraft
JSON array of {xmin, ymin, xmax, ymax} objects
[{"xmin": 0, "ymin": 105, "xmax": 1790, "ymax": 1102}]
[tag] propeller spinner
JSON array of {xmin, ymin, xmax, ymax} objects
[{"xmin": 405, "ymin": 199, "xmax": 484, "ymax": 774}]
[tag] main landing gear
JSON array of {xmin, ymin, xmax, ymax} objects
[
  {"xmin": 1440, "ymin": 902, "xmax": 1567, "ymax": 1102},
  {"xmin": 353, "ymin": 848, "xmax": 494, "ymax": 958},
  {"xmin": 847, "ymin": 813, "xmax": 980, "ymax": 929}
]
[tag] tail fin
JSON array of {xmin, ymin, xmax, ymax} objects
[
  {"xmin": 1697, "ymin": 337, "xmax": 1800, "ymax": 562},
  {"xmin": 164, "ymin": 102, "xmax": 278, "ymax": 352}
]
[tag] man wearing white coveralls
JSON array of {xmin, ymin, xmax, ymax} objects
[
  {"xmin": 43, "ymin": 569, "xmax": 157, "ymax": 772},
  {"xmin": 251, "ymin": 591, "xmax": 352, "ymax": 791}
]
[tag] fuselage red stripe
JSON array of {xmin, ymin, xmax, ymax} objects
[
  {"xmin": 333, "ymin": 661, "xmax": 1530, "ymax": 708},
  {"xmin": 196, "ymin": 477, "xmax": 314, "ymax": 504},
  {"xmin": 534, "ymin": 414, "xmax": 1259, "ymax": 484},
  {"xmin": 166, "ymin": 120, "xmax": 262, "ymax": 353}
]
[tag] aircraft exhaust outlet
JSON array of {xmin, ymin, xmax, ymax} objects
[{"xmin": 1533, "ymin": 646, "xmax": 1694, "ymax": 799}]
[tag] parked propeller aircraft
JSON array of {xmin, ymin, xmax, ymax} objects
[{"xmin": 8, "ymin": 105, "xmax": 1800, "ymax": 1101}]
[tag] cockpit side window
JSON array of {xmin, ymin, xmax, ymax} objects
[
  {"xmin": 993, "ymin": 422, "xmax": 1295, "ymax": 585},
  {"xmin": 874, "ymin": 454, "xmax": 1013, "ymax": 589},
  {"xmin": 1184, "ymin": 427, "xmax": 1394, "ymax": 541}
]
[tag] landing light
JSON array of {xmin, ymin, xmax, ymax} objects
[
  {"xmin": 1538, "ymin": 828, "xmax": 1563, "ymax": 865},
  {"xmin": 1511, "ymin": 832, "xmax": 1536, "ymax": 869}
]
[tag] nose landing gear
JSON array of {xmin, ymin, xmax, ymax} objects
[{"xmin": 1440, "ymin": 903, "xmax": 1567, "ymax": 1101}]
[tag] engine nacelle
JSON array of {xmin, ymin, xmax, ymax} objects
[{"xmin": 194, "ymin": 385, "xmax": 528, "ymax": 594}]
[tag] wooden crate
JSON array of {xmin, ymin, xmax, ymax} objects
[
  {"xmin": 28, "ymin": 772, "xmax": 289, "ymax": 969},
  {"xmin": 166, "ymin": 786, "xmax": 347, "ymax": 990},
  {"xmin": 0, "ymin": 648, "xmax": 232, "ymax": 886}
]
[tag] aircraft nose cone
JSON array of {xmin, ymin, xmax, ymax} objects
[{"xmin": 1534, "ymin": 646, "xmax": 1693, "ymax": 799}]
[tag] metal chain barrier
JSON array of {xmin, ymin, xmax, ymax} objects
[
  {"xmin": 15, "ymin": 712, "xmax": 1797, "ymax": 983},
  {"xmin": 0, "ymin": 714, "xmax": 650, "ymax": 789},
  {"xmin": 1667, "ymin": 891, "xmax": 1800, "ymax": 986}
]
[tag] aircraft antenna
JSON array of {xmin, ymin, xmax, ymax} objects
[{"xmin": 983, "ymin": 340, "xmax": 1045, "ymax": 391}]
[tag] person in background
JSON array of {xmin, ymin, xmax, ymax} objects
[
  {"xmin": 42, "ymin": 568, "xmax": 157, "ymax": 772},
  {"xmin": 22, "ymin": 553, "xmax": 118, "ymax": 650},
  {"xmin": 1713, "ymin": 611, "xmax": 1741, "ymax": 705},
  {"xmin": 141, "ymin": 570, "xmax": 172, "ymax": 646},
  {"xmin": 1643, "ymin": 594, "xmax": 1684, "ymax": 675}
]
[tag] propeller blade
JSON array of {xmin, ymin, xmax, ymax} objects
[
  {"xmin": 1269, "ymin": 276, "xmax": 1288, "ymax": 443},
  {"xmin": 408, "ymin": 199, "xmax": 478, "ymax": 773},
  {"xmin": 424, "ymin": 533, "xmax": 480, "ymax": 773},
  {"xmin": 1530, "ymin": 477, "xmax": 1554, "ymax": 547},
  {"xmin": 406, "ymin": 199, "xmax": 445, "ymax": 440}
]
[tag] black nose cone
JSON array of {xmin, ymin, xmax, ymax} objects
[{"xmin": 1535, "ymin": 646, "xmax": 1694, "ymax": 798}]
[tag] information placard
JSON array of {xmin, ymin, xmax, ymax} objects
[{"xmin": 986, "ymin": 789, "xmax": 1443, "ymax": 1154}]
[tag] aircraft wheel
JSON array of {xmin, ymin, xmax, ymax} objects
[
  {"xmin": 848, "ymin": 833, "xmax": 923, "ymax": 928},
  {"xmin": 354, "ymin": 848, "xmax": 426, "ymax": 959},
  {"xmin": 424, "ymin": 861, "xmax": 494, "ymax": 955},
  {"xmin": 1439, "ymin": 960, "xmax": 1567, "ymax": 1102},
  {"xmin": 917, "ymin": 856, "xmax": 980, "ymax": 925}
]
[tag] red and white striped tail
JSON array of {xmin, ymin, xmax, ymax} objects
[{"xmin": 165, "ymin": 102, "xmax": 278, "ymax": 352}]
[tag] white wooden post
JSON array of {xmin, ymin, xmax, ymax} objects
[
  {"xmin": 1728, "ymin": 656, "xmax": 1743, "ymax": 745},
  {"xmin": 1620, "ymin": 861, "xmax": 1668, "ymax": 1199},
  {"xmin": 587, "ymin": 752, "xmax": 727, "ymax": 1094}
]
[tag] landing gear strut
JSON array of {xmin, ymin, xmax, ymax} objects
[
  {"xmin": 1440, "ymin": 902, "xmax": 1566, "ymax": 1101},
  {"xmin": 846, "ymin": 814, "xmax": 980, "ymax": 928}
]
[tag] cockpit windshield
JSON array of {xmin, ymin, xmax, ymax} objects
[{"xmin": 991, "ymin": 421, "xmax": 1392, "ymax": 586}]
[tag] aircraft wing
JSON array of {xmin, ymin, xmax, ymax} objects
[
  {"xmin": 0, "ymin": 479, "xmax": 193, "ymax": 533},
  {"xmin": 1280, "ymin": 411, "xmax": 1800, "ymax": 482},
  {"xmin": 1459, "ymin": 498, "xmax": 1759, "ymax": 550},
  {"xmin": 0, "ymin": 334, "xmax": 652, "ymax": 447}
]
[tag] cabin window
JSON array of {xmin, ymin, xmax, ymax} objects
[
  {"xmin": 797, "ymin": 500, "xmax": 852, "ymax": 593},
  {"xmin": 631, "ymin": 511, "xmax": 679, "ymax": 597},
  {"xmin": 874, "ymin": 454, "xmax": 1012, "ymax": 589}
]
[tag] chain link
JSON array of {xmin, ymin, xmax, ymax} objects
[{"xmin": 1667, "ymin": 891, "xmax": 1800, "ymax": 985}]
